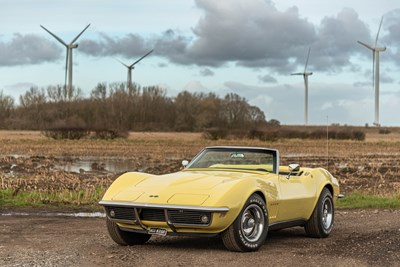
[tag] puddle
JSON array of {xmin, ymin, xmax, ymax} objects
[
  {"xmin": 54, "ymin": 157, "xmax": 139, "ymax": 173},
  {"xmin": 1, "ymin": 155, "xmax": 181, "ymax": 177},
  {"xmin": 1, "ymin": 155, "xmax": 142, "ymax": 174}
]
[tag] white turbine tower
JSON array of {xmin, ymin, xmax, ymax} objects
[
  {"xmin": 40, "ymin": 24, "xmax": 91, "ymax": 99},
  {"xmin": 118, "ymin": 49, "xmax": 154, "ymax": 90},
  {"xmin": 357, "ymin": 16, "xmax": 386, "ymax": 126},
  {"xmin": 292, "ymin": 48, "xmax": 313, "ymax": 125}
]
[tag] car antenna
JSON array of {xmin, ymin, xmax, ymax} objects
[{"xmin": 326, "ymin": 115, "xmax": 329, "ymax": 171}]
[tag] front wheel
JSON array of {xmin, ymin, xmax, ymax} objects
[
  {"xmin": 106, "ymin": 217, "xmax": 151, "ymax": 246},
  {"xmin": 304, "ymin": 188, "xmax": 334, "ymax": 238},
  {"xmin": 221, "ymin": 194, "xmax": 268, "ymax": 252}
]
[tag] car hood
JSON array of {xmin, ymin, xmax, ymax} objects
[{"xmin": 110, "ymin": 169, "xmax": 265, "ymax": 205}]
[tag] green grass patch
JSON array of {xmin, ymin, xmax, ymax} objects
[
  {"xmin": 0, "ymin": 187, "xmax": 106, "ymax": 208},
  {"xmin": 337, "ymin": 191, "xmax": 400, "ymax": 209},
  {"xmin": 2, "ymin": 188, "xmax": 400, "ymax": 210}
]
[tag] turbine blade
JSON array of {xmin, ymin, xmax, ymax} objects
[
  {"xmin": 357, "ymin": 41, "xmax": 374, "ymax": 51},
  {"xmin": 304, "ymin": 47, "xmax": 311, "ymax": 73},
  {"xmin": 132, "ymin": 49, "xmax": 154, "ymax": 66},
  {"xmin": 116, "ymin": 58, "xmax": 129, "ymax": 68},
  {"xmin": 40, "ymin": 25, "xmax": 68, "ymax": 46},
  {"xmin": 375, "ymin": 16, "xmax": 384, "ymax": 47},
  {"xmin": 291, "ymin": 73, "xmax": 303, "ymax": 75},
  {"xmin": 70, "ymin": 24, "xmax": 91, "ymax": 44}
]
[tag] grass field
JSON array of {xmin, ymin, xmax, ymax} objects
[{"xmin": 1, "ymin": 128, "xmax": 400, "ymax": 209}]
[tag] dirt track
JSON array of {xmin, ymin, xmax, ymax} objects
[{"xmin": 1, "ymin": 209, "xmax": 399, "ymax": 267}]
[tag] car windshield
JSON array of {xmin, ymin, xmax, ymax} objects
[{"xmin": 186, "ymin": 147, "xmax": 278, "ymax": 174}]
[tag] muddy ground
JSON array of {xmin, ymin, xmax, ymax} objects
[
  {"xmin": 2, "ymin": 153, "xmax": 400, "ymax": 199},
  {"xmin": 1, "ymin": 209, "xmax": 399, "ymax": 267},
  {"xmin": 2, "ymin": 133, "xmax": 400, "ymax": 198}
]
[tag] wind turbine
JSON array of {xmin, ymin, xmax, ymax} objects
[
  {"xmin": 118, "ymin": 49, "xmax": 154, "ymax": 90},
  {"xmin": 40, "ymin": 24, "xmax": 91, "ymax": 99},
  {"xmin": 291, "ymin": 48, "xmax": 313, "ymax": 125},
  {"xmin": 357, "ymin": 16, "xmax": 386, "ymax": 126}
]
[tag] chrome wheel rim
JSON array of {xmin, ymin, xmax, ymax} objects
[
  {"xmin": 240, "ymin": 204, "xmax": 264, "ymax": 242},
  {"xmin": 322, "ymin": 197, "xmax": 333, "ymax": 230}
]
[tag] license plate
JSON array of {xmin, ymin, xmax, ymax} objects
[{"xmin": 148, "ymin": 228, "xmax": 168, "ymax": 236}]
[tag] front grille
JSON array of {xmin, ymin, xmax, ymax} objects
[
  {"xmin": 168, "ymin": 210, "xmax": 212, "ymax": 226},
  {"xmin": 105, "ymin": 206, "xmax": 136, "ymax": 221},
  {"xmin": 104, "ymin": 205, "xmax": 212, "ymax": 226},
  {"xmin": 140, "ymin": 208, "xmax": 166, "ymax": 221}
]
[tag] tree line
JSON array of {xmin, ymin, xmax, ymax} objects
[{"xmin": 0, "ymin": 83, "xmax": 268, "ymax": 133}]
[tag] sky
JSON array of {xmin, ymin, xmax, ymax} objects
[{"xmin": 1, "ymin": 0, "xmax": 400, "ymax": 126}]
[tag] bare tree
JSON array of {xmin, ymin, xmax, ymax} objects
[{"xmin": 0, "ymin": 91, "xmax": 15, "ymax": 128}]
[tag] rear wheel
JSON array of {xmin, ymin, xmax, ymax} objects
[
  {"xmin": 222, "ymin": 194, "xmax": 268, "ymax": 252},
  {"xmin": 305, "ymin": 188, "xmax": 334, "ymax": 238},
  {"xmin": 106, "ymin": 217, "xmax": 151, "ymax": 246}
]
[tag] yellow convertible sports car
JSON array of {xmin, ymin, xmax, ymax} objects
[{"xmin": 99, "ymin": 146, "xmax": 342, "ymax": 252}]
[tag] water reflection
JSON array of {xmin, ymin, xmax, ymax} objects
[
  {"xmin": 1, "ymin": 155, "xmax": 179, "ymax": 176},
  {"xmin": 55, "ymin": 157, "xmax": 139, "ymax": 174}
]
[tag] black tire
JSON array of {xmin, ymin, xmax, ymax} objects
[
  {"xmin": 305, "ymin": 188, "xmax": 334, "ymax": 238},
  {"xmin": 221, "ymin": 194, "xmax": 268, "ymax": 252},
  {"xmin": 106, "ymin": 217, "xmax": 151, "ymax": 246}
]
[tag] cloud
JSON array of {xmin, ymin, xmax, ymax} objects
[
  {"xmin": 0, "ymin": 34, "xmax": 61, "ymax": 66},
  {"xmin": 311, "ymin": 8, "xmax": 371, "ymax": 72},
  {"xmin": 79, "ymin": 32, "xmax": 150, "ymax": 58},
  {"xmin": 77, "ymin": 0, "xmax": 317, "ymax": 72},
  {"xmin": 43, "ymin": 0, "xmax": 393, "ymax": 82},
  {"xmin": 258, "ymin": 74, "xmax": 277, "ymax": 83},
  {"xmin": 384, "ymin": 9, "xmax": 400, "ymax": 43},
  {"xmin": 187, "ymin": 0, "xmax": 316, "ymax": 71},
  {"xmin": 79, "ymin": 28, "xmax": 191, "ymax": 63},
  {"xmin": 75, "ymin": 1, "xmax": 376, "ymax": 77},
  {"xmin": 199, "ymin": 68, "xmax": 214, "ymax": 76},
  {"xmin": 3, "ymin": 0, "xmax": 396, "ymax": 83},
  {"xmin": 381, "ymin": 9, "xmax": 400, "ymax": 66},
  {"xmin": 381, "ymin": 73, "xmax": 395, "ymax": 83},
  {"xmin": 152, "ymin": 29, "xmax": 192, "ymax": 64}
]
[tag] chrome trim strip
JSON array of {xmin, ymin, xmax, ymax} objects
[
  {"xmin": 108, "ymin": 218, "xmax": 136, "ymax": 224},
  {"xmin": 110, "ymin": 217, "xmax": 212, "ymax": 229},
  {"xmin": 188, "ymin": 146, "xmax": 280, "ymax": 175},
  {"xmin": 169, "ymin": 222, "xmax": 211, "ymax": 228},
  {"xmin": 99, "ymin": 201, "xmax": 229, "ymax": 213},
  {"xmin": 164, "ymin": 209, "xmax": 176, "ymax": 232},
  {"xmin": 134, "ymin": 208, "xmax": 148, "ymax": 230},
  {"xmin": 119, "ymin": 226, "xmax": 219, "ymax": 237}
]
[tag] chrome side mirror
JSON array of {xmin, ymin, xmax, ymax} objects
[
  {"xmin": 289, "ymin": 164, "xmax": 300, "ymax": 172},
  {"xmin": 182, "ymin": 160, "xmax": 189, "ymax": 168},
  {"xmin": 287, "ymin": 163, "xmax": 300, "ymax": 179}
]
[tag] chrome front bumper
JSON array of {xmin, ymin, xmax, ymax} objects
[{"xmin": 99, "ymin": 200, "xmax": 229, "ymax": 232}]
